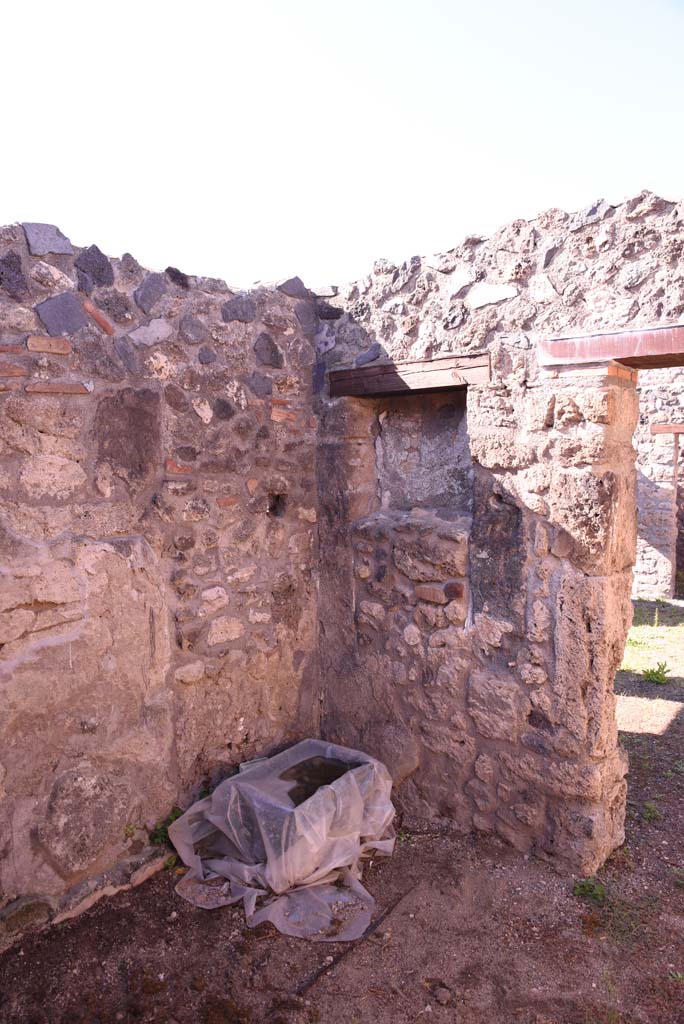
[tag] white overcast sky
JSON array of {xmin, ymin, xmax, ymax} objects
[{"xmin": 3, "ymin": 0, "xmax": 684, "ymax": 287}]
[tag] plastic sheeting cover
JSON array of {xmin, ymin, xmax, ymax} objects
[{"xmin": 169, "ymin": 739, "xmax": 395, "ymax": 941}]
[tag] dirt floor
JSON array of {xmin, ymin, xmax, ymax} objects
[{"xmin": 1, "ymin": 600, "xmax": 683, "ymax": 1024}]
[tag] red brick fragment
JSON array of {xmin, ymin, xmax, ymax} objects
[
  {"xmin": 165, "ymin": 458, "xmax": 193, "ymax": 475},
  {"xmin": 0, "ymin": 343, "xmax": 24, "ymax": 354},
  {"xmin": 216, "ymin": 496, "xmax": 239, "ymax": 508},
  {"xmin": 414, "ymin": 580, "xmax": 465, "ymax": 605},
  {"xmin": 246, "ymin": 478, "xmax": 259, "ymax": 495},
  {"xmin": 83, "ymin": 299, "xmax": 115, "ymax": 336},
  {"xmin": 27, "ymin": 335, "xmax": 72, "ymax": 355},
  {"xmin": 271, "ymin": 406, "xmax": 298, "ymax": 423},
  {"xmin": 0, "ymin": 363, "xmax": 28, "ymax": 377},
  {"xmin": 25, "ymin": 381, "xmax": 90, "ymax": 395},
  {"xmin": 0, "ymin": 381, "xmax": 22, "ymax": 392}
]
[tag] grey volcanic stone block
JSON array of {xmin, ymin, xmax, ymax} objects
[
  {"xmin": 134, "ymin": 273, "xmax": 167, "ymax": 314},
  {"xmin": 179, "ymin": 314, "xmax": 209, "ymax": 345},
  {"xmin": 198, "ymin": 345, "xmax": 217, "ymax": 364},
  {"xmin": 213, "ymin": 398, "xmax": 235, "ymax": 420},
  {"xmin": 277, "ymin": 276, "xmax": 311, "ymax": 299},
  {"xmin": 0, "ymin": 249, "xmax": 30, "ymax": 301},
  {"xmin": 21, "ymin": 223, "xmax": 73, "ymax": 256},
  {"xmin": 75, "ymin": 245, "xmax": 114, "ymax": 287},
  {"xmin": 254, "ymin": 332, "xmax": 283, "ymax": 368},
  {"xmin": 35, "ymin": 292, "xmax": 87, "ymax": 336},
  {"xmin": 166, "ymin": 266, "xmax": 190, "ymax": 288},
  {"xmin": 221, "ymin": 296, "xmax": 256, "ymax": 323},
  {"xmin": 246, "ymin": 371, "xmax": 273, "ymax": 397}
]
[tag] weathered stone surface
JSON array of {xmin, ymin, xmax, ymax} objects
[
  {"xmin": 277, "ymin": 276, "xmax": 311, "ymax": 299},
  {"xmin": 20, "ymin": 454, "xmax": 87, "ymax": 499},
  {"xmin": 165, "ymin": 266, "xmax": 190, "ymax": 288},
  {"xmin": 198, "ymin": 345, "xmax": 217, "ymax": 364},
  {"xmin": 36, "ymin": 764, "xmax": 132, "ymax": 878},
  {"xmin": 129, "ymin": 318, "xmax": 173, "ymax": 346},
  {"xmin": 134, "ymin": 273, "xmax": 167, "ymax": 314},
  {"xmin": 246, "ymin": 371, "xmax": 273, "ymax": 396},
  {"xmin": 35, "ymin": 292, "xmax": 87, "ymax": 336},
  {"xmin": 94, "ymin": 388, "xmax": 161, "ymax": 485},
  {"xmin": 74, "ymin": 245, "xmax": 114, "ymax": 287},
  {"xmin": 467, "ymin": 282, "xmax": 518, "ymax": 309},
  {"xmin": 253, "ymin": 332, "xmax": 283, "ymax": 368},
  {"xmin": 21, "ymin": 222, "xmax": 73, "ymax": 255},
  {"xmin": 221, "ymin": 295, "xmax": 256, "ymax": 323},
  {"xmin": 467, "ymin": 674, "xmax": 529, "ymax": 741},
  {"xmin": 179, "ymin": 314, "xmax": 209, "ymax": 344},
  {"xmin": 0, "ymin": 249, "xmax": 30, "ymax": 301}
]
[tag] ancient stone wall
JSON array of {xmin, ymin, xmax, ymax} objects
[
  {"xmin": 0, "ymin": 224, "xmax": 319, "ymax": 938},
  {"xmin": 632, "ymin": 366, "xmax": 684, "ymax": 598},
  {"xmin": 3, "ymin": 191, "xmax": 684, "ymax": 944},
  {"xmin": 315, "ymin": 191, "xmax": 684, "ymax": 873}
]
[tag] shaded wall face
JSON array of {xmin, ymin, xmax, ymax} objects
[
  {"xmin": 374, "ymin": 392, "xmax": 472, "ymax": 517},
  {"xmin": 632, "ymin": 366, "xmax": 684, "ymax": 599},
  {"xmin": 0, "ymin": 224, "xmax": 318, "ymax": 927}
]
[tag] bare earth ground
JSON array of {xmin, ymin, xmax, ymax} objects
[{"xmin": 1, "ymin": 601, "xmax": 683, "ymax": 1024}]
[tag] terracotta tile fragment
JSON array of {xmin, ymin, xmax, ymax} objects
[
  {"xmin": 216, "ymin": 496, "xmax": 239, "ymax": 508},
  {"xmin": 82, "ymin": 299, "xmax": 115, "ymax": 336},
  {"xmin": 271, "ymin": 406, "xmax": 298, "ymax": 423},
  {"xmin": 25, "ymin": 381, "xmax": 90, "ymax": 395},
  {"xmin": 0, "ymin": 363, "xmax": 28, "ymax": 377},
  {"xmin": 165, "ymin": 459, "xmax": 193, "ymax": 475},
  {"xmin": 0, "ymin": 381, "xmax": 22, "ymax": 392},
  {"xmin": 27, "ymin": 335, "xmax": 72, "ymax": 355},
  {"xmin": 0, "ymin": 343, "xmax": 24, "ymax": 354}
]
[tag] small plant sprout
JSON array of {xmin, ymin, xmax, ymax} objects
[
  {"xmin": 642, "ymin": 801, "xmax": 663, "ymax": 823},
  {"xmin": 573, "ymin": 877, "xmax": 607, "ymax": 906},
  {"xmin": 150, "ymin": 807, "xmax": 183, "ymax": 847},
  {"xmin": 642, "ymin": 662, "xmax": 671, "ymax": 685}
]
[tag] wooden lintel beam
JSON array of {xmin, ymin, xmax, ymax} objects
[
  {"xmin": 651, "ymin": 423, "xmax": 684, "ymax": 435},
  {"xmin": 328, "ymin": 353, "xmax": 490, "ymax": 398}
]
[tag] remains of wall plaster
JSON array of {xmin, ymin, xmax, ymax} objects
[{"xmin": 0, "ymin": 224, "xmax": 318, "ymax": 941}]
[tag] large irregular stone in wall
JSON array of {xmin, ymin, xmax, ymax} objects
[
  {"xmin": 94, "ymin": 388, "xmax": 161, "ymax": 487},
  {"xmin": 467, "ymin": 672, "xmax": 530, "ymax": 741},
  {"xmin": 74, "ymin": 245, "xmax": 114, "ymax": 287},
  {"xmin": 253, "ymin": 332, "xmax": 284, "ymax": 368},
  {"xmin": 0, "ymin": 250, "xmax": 30, "ymax": 301},
  {"xmin": 548, "ymin": 467, "xmax": 636, "ymax": 574},
  {"xmin": 35, "ymin": 763, "xmax": 133, "ymax": 879},
  {"xmin": 35, "ymin": 293, "xmax": 87, "ymax": 336},
  {"xmin": 21, "ymin": 223, "xmax": 73, "ymax": 256},
  {"xmin": 552, "ymin": 568, "xmax": 633, "ymax": 756},
  {"xmin": 221, "ymin": 295, "xmax": 256, "ymax": 323},
  {"xmin": 134, "ymin": 273, "xmax": 167, "ymax": 315},
  {"xmin": 392, "ymin": 521, "xmax": 469, "ymax": 582},
  {"xmin": 469, "ymin": 473, "xmax": 525, "ymax": 627}
]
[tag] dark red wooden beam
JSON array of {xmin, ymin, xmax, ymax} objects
[
  {"xmin": 328, "ymin": 353, "xmax": 490, "ymax": 397},
  {"xmin": 538, "ymin": 322, "xmax": 684, "ymax": 370}
]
